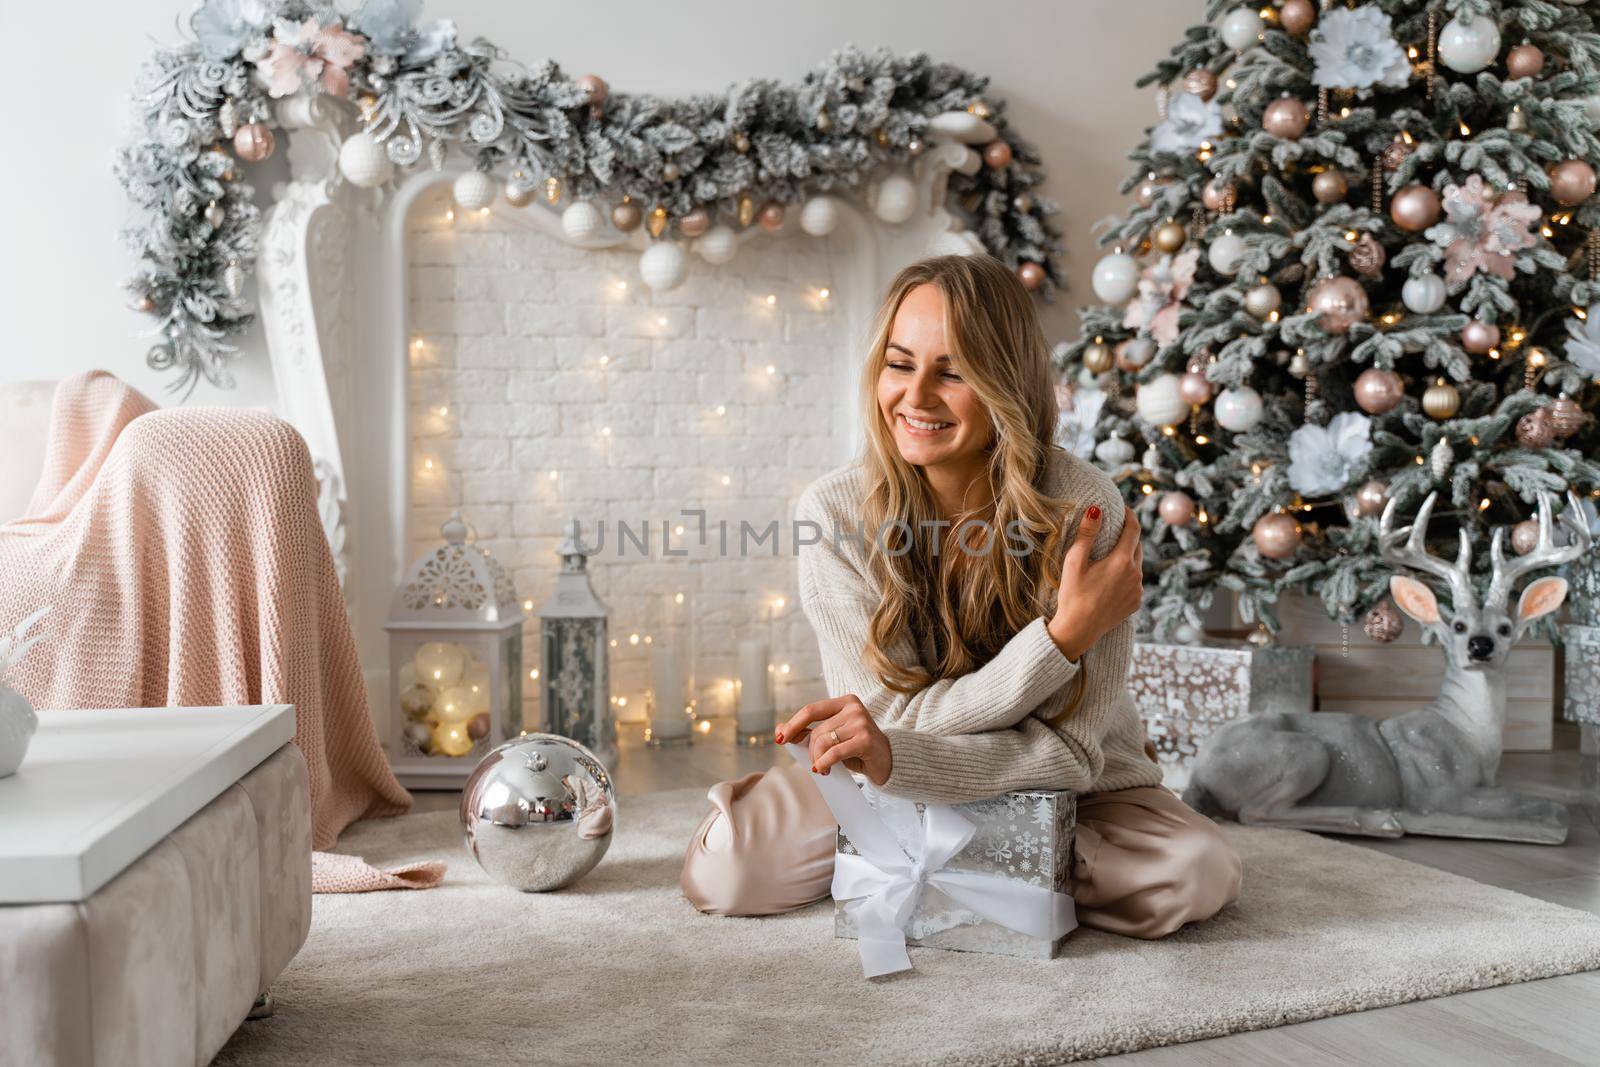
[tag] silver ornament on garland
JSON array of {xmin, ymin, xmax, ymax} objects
[
  {"xmin": 428, "ymin": 138, "xmax": 447, "ymax": 171},
  {"xmin": 1363, "ymin": 598, "xmax": 1404, "ymax": 643},
  {"xmin": 205, "ymin": 200, "xmax": 225, "ymax": 228},
  {"xmin": 223, "ymin": 258, "xmax": 244, "ymax": 299},
  {"xmin": 1430, "ymin": 437, "xmax": 1454, "ymax": 479}
]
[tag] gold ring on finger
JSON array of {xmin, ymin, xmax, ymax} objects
[{"xmin": 829, "ymin": 729, "xmax": 841, "ymax": 744}]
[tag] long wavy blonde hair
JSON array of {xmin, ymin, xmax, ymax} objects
[{"xmin": 859, "ymin": 255, "xmax": 1074, "ymax": 694}]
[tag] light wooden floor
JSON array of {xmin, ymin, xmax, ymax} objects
[{"xmin": 412, "ymin": 722, "xmax": 1600, "ymax": 1066}]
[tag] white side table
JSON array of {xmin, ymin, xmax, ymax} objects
[{"xmin": 0, "ymin": 705, "xmax": 312, "ymax": 1066}]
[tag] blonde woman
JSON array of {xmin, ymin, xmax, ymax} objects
[{"xmin": 680, "ymin": 255, "xmax": 1241, "ymax": 937}]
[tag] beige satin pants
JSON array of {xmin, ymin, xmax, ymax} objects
[{"xmin": 681, "ymin": 762, "xmax": 1242, "ymax": 939}]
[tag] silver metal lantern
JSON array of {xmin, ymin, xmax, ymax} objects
[
  {"xmin": 386, "ymin": 511, "xmax": 525, "ymax": 788},
  {"xmin": 539, "ymin": 519, "xmax": 614, "ymax": 764}
]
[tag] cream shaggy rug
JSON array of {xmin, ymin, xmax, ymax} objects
[{"xmin": 217, "ymin": 788, "xmax": 1600, "ymax": 1066}]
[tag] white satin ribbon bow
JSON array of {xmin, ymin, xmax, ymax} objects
[{"xmin": 783, "ymin": 743, "xmax": 1076, "ymax": 977}]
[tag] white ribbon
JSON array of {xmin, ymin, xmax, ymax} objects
[{"xmin": 784, "ymin": 743, "xmax": 1076, "ymax": 977}]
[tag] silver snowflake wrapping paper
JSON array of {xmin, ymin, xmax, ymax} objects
[
  {"xmin": 1563, "ymin": 624, "xmax": 1600, "ymax": 727},
  {"xmin": 1128, "ymin": 639, "xmax": 1314, "ymax": 790},
  {"xmin": 834, "ymin": 784, "xmax": 1076, "ymax": 960}
]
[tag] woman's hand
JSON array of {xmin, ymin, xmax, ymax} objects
[
  {"xmin": 776, "ymin": 695, "xmax": 893, "ymax": 785},
  {"xmin": 1047, "ymin": 503, "xmax": 1143, "ymax": 662}
]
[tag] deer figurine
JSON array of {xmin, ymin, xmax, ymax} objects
[{"xmin": 1183, "ymin": 490, "xmax": 1590, "ymax": 845}]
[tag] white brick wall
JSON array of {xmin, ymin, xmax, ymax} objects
[{"xmin": 406, "ymin": 188, "xmax": 852, "ymax": 729}]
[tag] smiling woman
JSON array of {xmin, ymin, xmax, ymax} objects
[{"xmin": 680, "ymin": 255, "xmax": 1244, "ymax": 939}]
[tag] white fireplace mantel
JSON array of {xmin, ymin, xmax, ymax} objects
[{"xmin": 257, "ymin": 99, "xmax": 991, "ymax": 683}]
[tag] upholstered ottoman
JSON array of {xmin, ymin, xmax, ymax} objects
[{"xmin": 0, "ymin": 705, "xmax": 312, "ymax": 1066}]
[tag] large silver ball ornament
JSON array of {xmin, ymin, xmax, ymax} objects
[{"xmin": 461, "ymin": 733, "xmax": 617, "ymax": 892}]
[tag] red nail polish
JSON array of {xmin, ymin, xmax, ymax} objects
[
  {"xmin": 812, "ymin": 765, "xmax": 820, "ymax": 775},
  {"xmin": 1087, "ymin": 505, "xmax": 1101, "ymax": 520},
  {"xmin": 774, "ymin": 731, "xmax": 785, "ymax": 745}
]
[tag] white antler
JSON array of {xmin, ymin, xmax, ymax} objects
[
  {"xmin": 0, "ymin": 607, "xmax": 50, "ymax": 677},
  {"xmin": 1486, "ymin": 491, "xmax": 1591, "ymax": 610},
  {"xmin": 1378, "ymin": 492, "xmax": 1477, "ymax": 611}
]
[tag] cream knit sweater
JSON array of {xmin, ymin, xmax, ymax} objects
[{"xmin": 794, "ymin": 448, "xmax": 1164, "ymax": 803}]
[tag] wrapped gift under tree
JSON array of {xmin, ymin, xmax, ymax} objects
[
  {"xmin": 1563, "ymin": 623, "xmax": 1600, "ymax": 831},
  {"xmin": 1128, "ymin": 638, "xmax": 1314, "ymax": 790}
]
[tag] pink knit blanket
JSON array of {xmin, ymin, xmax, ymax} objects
[{"xmin": 0, "ymin": 371, "xmax": 411, "ymax": 849}]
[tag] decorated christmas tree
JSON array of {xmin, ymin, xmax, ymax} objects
[{"xmin": 1062, "ymin": 0, "xmax": 1600, "ymax": 641}]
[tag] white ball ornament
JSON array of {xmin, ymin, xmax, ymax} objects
[
  {"xmin": 1401, "ymin": 273, "xmax": 1447, "ymax": 314},
  {"xmin": 799, "ymin": 196, "xmax": 841, "ymax": 237},
  {"xmin": 1438, "ymin": 15, "xmax": 1502, "ymax": 74},
  {"xmin": 927, "ymin": 111, "xmax": 998, "ymax": 144},
  {"xmin": 1091, "ymin": 252, "xmax": 1141, "ymax": 304},
  {"xmin": 1220, "ymin": 7, "xmax": 1265, "ymax": 50},
  {"xmin": 1136, "ymin": 373, "xmax": 1190, "ymax": 428},
  {"xmin": 1095, "ymin": 435, "xmax": 1136, "ymax": 467},
  {"xmin": 874, "ymin": 174, "xmax": 919, "ymax": 224},
  {"xmin": 639, "ymin": 241, "xmax": 690, "ymax": 292},
  {"xmin": 695, "ymin": 224, "xmax": 739, "ymax": 265},
  {"xmin": 1583, "ymin": 95, "xmax": 1600, "ymax": 129},
  {"xmin": 338, "ymin": 131, "xmax": 392, "ymax": 188},
  {"xmin": 452, "ymin": 170, "xmax": 497, "ymax": 212},
  {"xmin": 561, "ymin": 200, "xmax": 606, "ymax": 243},
  {"xmin": 1214, "ymin": 386, "xmax": 1265, "ymax": 432},
  {"xmin": 1207, "ymin": 232, "xmax": 1247, "ymax": 275}
]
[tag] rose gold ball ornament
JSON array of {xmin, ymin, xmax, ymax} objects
[
  {"xmin": 1551, "ymin": 160, "xmax": 1598, "ymax": 207},
  {"xmin": 1390, "ymin": 184, "xmax": 1442, "ymax": 232},
  {"xmin": 1353, "ymin": 367, "xmax": 1404, "ymax": 414},
  {"xmin": 1244, "ymin": 282, "xmax": 1281, "ymax": 319},
  {"xmin": 1311, "ymin": 169, "xmax": 1348, "ymax": 204},
  {"xmin": 1280, "ymin": 0, "xmax": 1316, "ymax": 35},
  {"xmin": 1381, "ymin": 138, "xmax": 1416, "ymax": 171},
  {"xmin": 1354, "ymin": 478, "xmax": 1390, "ymax": 517},
  {"xmin": 1263, "ymin": 96, "xmax": 1310, "ymax": 140},
  {"xmin": 1183, "ymin": 69, "xmax": 1219, "ymax": 101},
  {"xmin": 233, "ymin": 123, "xmax": 276, "ymax": 163},
  {"xmin": 1459, "ymin": 320, "xmax": 1500, "ymax": 354},
  {"xmin": 611, "ymin": 199, "xmax": 642, "ymax": 233},
  {"xmin": 1253, "ymin": 513, "xmax": 1302, "ymax": 560},
  {"xmin": 1179, "ymin": 370, "xmax": 1213, "ymax": 406},
  {"xmin": 1348, "ymin": 234, "xmax": 1387, "ymax": 275},
  {"xmin": 1153, "ymin": 221, "xmax": 1187, "ymax": 253},
  {"xmin": 757, "ymin": 201, "xmax": 786, "ymax": 232},
  {"xmin": 504, "ymin": 179, "xmax": 537, "ymax": 207},
  {"xmin": 1423, "ymin": 378, "xmax": 1462, "ymax": 420},
  {"xmin": 1516, "ymin": 406, "xmax": 1555, "ymax": 448},
  {"xmin": 1509, "ymin": 519, "xmax": 1541, "ymax": 556},
  {"xmin": 1135, "ymin": 176, "xmax": 1168, "ymax": 208},
  {"xmin": 1201, "ymin": 177, "xmax": 1233, "ymax": 212},
  {"xmin": 576, "ymin": 74, "xmax": 609, "ymax": 107},
  {"xmin": 1017, "ymin": 262, "xmax": 1046, "ymax": 291},
  {"xmin": 1159, "ymin": 491, "xmax": 1197, "ymax": 526},
  {"xmin": 1082, "ymin": 340, "xmax": 1114, "ymax": 374},
  {"xmin": 1550, "ymin": 393, "xmax": 1584, "ymax": 437},
  {"xmin": 1506, "ymin": 43, "xmax": 1545, "ymax": 79},
  {"xmin": 467, "ymin": 713, "xmax": 491, "ymax": 741},
  {"xmin": 1115, "ymin": 337, "xmax": 1156, "ymax": 371},
  {"xmin": 1363, "ymin": 598, "xmax": 1404, "ymax": 643},
  {"xmin": 983, "ymin": 140, "xmax": 1013, "ymax": 169},
  {"xmin": 678, "ymin": 207, "xmax": 711, "ymax": 238},
  {"xmin": 1307, "ymin": 275, "xmax": 1370, "ymax": 334}
]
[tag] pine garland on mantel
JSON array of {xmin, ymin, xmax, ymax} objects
[{"xmin": 117, "ymin": 0, "xmax": 1063, "ymax": 395}]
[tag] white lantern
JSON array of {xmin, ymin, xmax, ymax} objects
[
  {"xmin": 338, "ymin": 131, "xmax": 392, "ymax": 188},
  {"xmin": 1402, "ymin": 273, "xmax": 1447, "ymax": 314},
  {"xmin": 1215, "ymin": 386, "xmax": 1265, "ymax": 432},
  {"xmin": 452, "ymin": 170, "xmax": 497, "ymax": 212},
  {"xmin": 1219, "ymin": 7, "xmax": 1264, "ymax": 50},
  {"xmin": 1136, "ymin": 373, "xmax": 1190, "ymax": 428},
  {"xmin": 874, "ymin": 174, "xmax": 919, "ymax": 224},
  {"xmin": 696, "ymin": 224, "xmax": 739, "ymax": 265},
  {"xmin": 1437, "ymin": 15, "xmax": 1502, "ymax": 74},
  {"xmin": 385, "ymin": 511, "xmax": 525, "ymax": 787},
  {"xmin": 1207, "ymin": 232, "xmax": 1248, "ymax": 275},
  {"xmin": 1092, "ymin": 252, "xmax": 1141, "ymax": 304},
  {"xmin": 639, "ymin": 241, "xmax": 689, "ymax": 292},
  {"xmin": 539, "ymin": 520, "xmax": 613, "ymax": 764},
  {"xmin": 799, "ymin": 195, "xmax": 841, "ymax": 236},
  {"xmin": 561, "ymin": 200, "xmax": 607, "ymax": 243}
]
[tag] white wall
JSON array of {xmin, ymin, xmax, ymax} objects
[{"xmin": 0, "ymin": 0, "xmax": 1201, "ymax": 405}]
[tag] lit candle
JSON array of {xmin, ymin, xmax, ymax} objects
[
  {"xmin": 737, "ymin": 637, "xmax": 774, "ymax": 737},
  {"xmin": 649, "ymin": 642, "xmax": 689, "ymax": 740}
]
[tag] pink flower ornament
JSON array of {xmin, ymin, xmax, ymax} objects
[
  {"xmin": 257, "ymin": 18, "xmax": 367, "ymax": 99},
  {"xmin": 1427, "ymin": 175, "xmax": 1541, "ymax": 285},
  {"xmin": 1123, "ymin": 248, "xmax": 1198, "ymax": 348}
]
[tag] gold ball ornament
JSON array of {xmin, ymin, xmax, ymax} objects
[
  {"xmin": 1153, "ymin": 221, "xmax": 1187, "ymax": 253},
  {"xmin": 1511, "ymin": 519, "xmax": 1541, "ymax": 556},
  {"xmin": 1183, "ymin": 69, "xmax": 1219, "ymax": 101},
  {"xmin": 1353, "ymin": 367, "xmax": 1404, "ymax": 413},
  {"xmin": 731, "ymin": 130, "xmax": 750, "ymax": 153},
  {"xmin": 1311, "ymin": 169, "xmax": 1348, "ymax": 204},
  {"xmin": 1244, "ymin": 282, "xmax": 1281, "ymax": 319},
  {"xmin": 1017, "ymin": 262, "xmax": 1046, "ymax": 290},
  {"xmin": 400, "ymin": 683, "xmax": 434, "ymax": 721},
  {"xmin": 1459, "ymin": 320, "xmax": 1500, "ymax": 354},
  {"xmin": 1390, "ymin": 184, "xmax": 1442, "ymax": 232},
  {"xmin": 431, "ymin": 719, "xmax": 474, "ymax": 758},
  {"xmin": 757, "ymin": 202, "xmax": 786, "ymax": 232},
  {"xmin": 611, "ymin": 198, "xmax": 642, "ymax": 232},
  {"xmin": 1423, "ymin": 378, "xmax": 1461, "ymax": 420},
  {"xmin": 1550, "ymin": 394, "xmax": 1584, "ymax": 437},
  {"xmin": 1506, "ymin": 43, "xmax": 1545, "ymax": 79},
  {"xmin": 1307, "ymin": 275, "xmax": 1370, "ymax": 334},
  {"xmin": 1550, "ymin": 160, "xmax": 1598, "ymax": 206},
  {"xmin": 1201, "ymin": 177, "xmax": 1234, "ymax": 212},
  {"xmin": 504, "ymin": 179, "xmax": 536, "ymax": 208},
  {"xmin": 1135, "ymin": 176, "xmax": 1167, "ymax": 208},
  {"xmin": 1263, "ymin": 97, "xmax": 1309, "ymax": 140},
  {"xmin": 1516, "ymin": 406, "xmax": 1555, "ymax": 448},
  {"xmin": 1363, "ymin": 598, "xmax": 1404, "ymax": 642},
  {"xmin": 1082, "ymin": 341, "xmax": 1114, "ymax": 374},
  {"xmin": 647, "ymin": 205, "xmax": 669, "ymax": 238},
  {"xmin": 1253, "ymin": 513, "xmax": 1302, "ymax": 560},
  {"xmin": 1280, "ymin": 0, "xmax": 1316, "ymax": 35},
  {"xmin": 983, "ymin": 140, "xmax": 1013, "ymax": 169},
  {"xmin": 1354, "ymin": 478, "xmax": 1390, "ymax": 517},
  {"xmin": 1159, "ymin": 491, "xmax": 1197, "ymax": 526},
  {"xmin": 233, "ymin": 123, "xmax": 276, "ymax": 163}
]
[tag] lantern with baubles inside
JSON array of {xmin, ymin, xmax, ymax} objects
[{"xmin": 386, "ymin": 511, "xmax": 525, "ymax": 787}]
